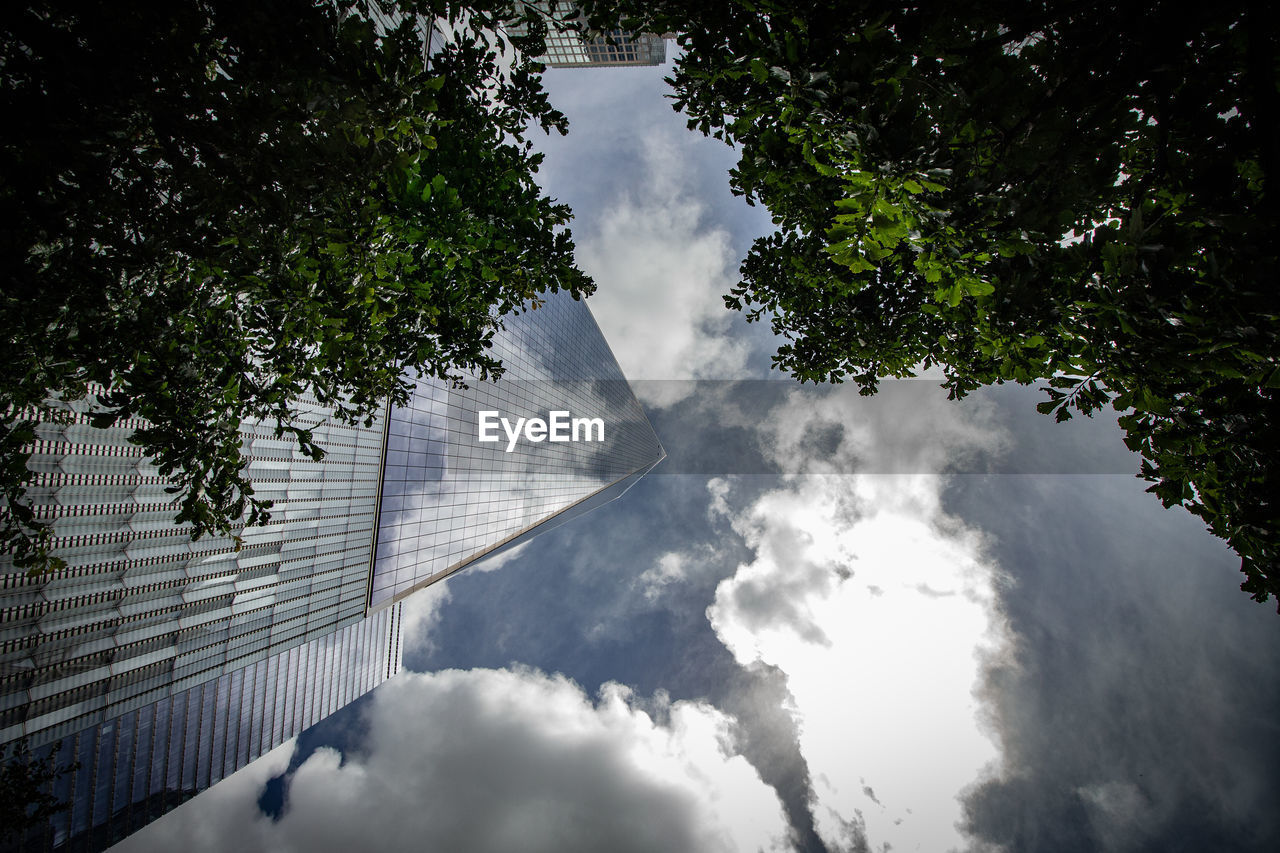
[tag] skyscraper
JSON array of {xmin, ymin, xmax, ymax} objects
[
  {"xmin": 530, "ymin": 27, "xmax": 666, "ymax": 68},
  {"xmin": 0, "ymin": 291, "xmax": 663, "ymax": 851},
  {"xmin": 505, "ymin": 3, "xmax": 667, "ymax": 67}
]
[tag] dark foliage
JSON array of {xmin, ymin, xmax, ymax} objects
[
  {"xmin": 1, "ymin": 0, "xmax": 592, "ymax": 570},
  {"xmin": 0, "ymin": 740, "xmax": 74, "ymax": 842},
  {"xmin": 588, "ymin": 0, "xmax": 1280, "ymax": 606}
]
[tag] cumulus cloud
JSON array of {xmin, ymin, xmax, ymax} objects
[
  {"xmin": 576, "ymin": 132, "xmax": 752, "ymax": 407},
  {"xmin": 117, "ymin": 668, "xmax": 791, "ymax": 853},
  {"xmin": 399, "ymin": 580, "xmax": 453, "ymax": 656},
  {"xmin": 756, "ymin": 381, "xmax": 1005, "ymax": 477},
  {"xmin": 638, "ymin": 551, "xmax": 690, "ymax": 601},
  {"xmin": 953, "ymin": 471, "xmax": 1280, "ymax": 852},
  {"xmin": 636, "ymin": 543, "xmax": 739, "ymax": 603},
  {"xmin": 689, "ymin": 384, "xmax": 1012, "ymax": 852}
]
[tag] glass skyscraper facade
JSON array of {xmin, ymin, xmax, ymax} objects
[
  {"xmin": 531, "ymin": 27, "xmax": 666, "ymax": 67},
  {"xmin": 506, "ymin": 4, "xmax": 667, "ymax": 67},
  {"xmin": 371, "ymin": 293, "xmax": 664, "ymax": 608},
  {"xmin": 0, "ymin": 291, "xmax": 662, "ymax": 851}
]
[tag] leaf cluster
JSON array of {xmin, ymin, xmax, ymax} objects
[
  {"xmin": 587, "ymin": 0, "xmax": 1280, "ymax": 606},
  {"xmin": 1, "ymin": 0, "xmax": 593, "ymax": 567},
  {"xmin": 0, "ymin": 739, "xmax": 75, "ymax": 842}
]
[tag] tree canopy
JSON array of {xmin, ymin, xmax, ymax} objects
[
  {"xmin": 590, "ymin": 0, "xmax": 1280, "ymax": 606},
  {"xmin": 0, "ymin": 740, "xmax": 72, "ymax": 843},
  {"xmin": 1, "ymin": 0, "xmax": 591, "ymax": 570}
]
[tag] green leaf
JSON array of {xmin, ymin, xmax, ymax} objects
[{"xmin": 0, "ymin": 0, "xmax": 597, "ymax": 565}]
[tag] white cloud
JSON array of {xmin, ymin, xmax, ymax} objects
[
  {"xmin": 638, "ymin": 552, "xmax": 690, "ymax": 600},
  {"xmin": 757, "ymin": 382, "xmax": 1004, "ymax": 477},
  {"xmin": 116, "ymin": 669, "xmax": 792, "ymax": 853},
  {"xmin": 633, "ymin": 543, "xmax": 735, "ymax": 604},
  {"xmin": 399, "ymin": 580, "xmax": 453, "ymax": 656},
  {"xmin": 707, "ymin": 477, "xmax": 732, "ymax": 518},
  {"xmin": 577, "ymin": 132, "xmax": 751, "ymax": 407},
  {"xmin": 697, "ymin": 385, "xmax": 1013, "ymax": 852}
]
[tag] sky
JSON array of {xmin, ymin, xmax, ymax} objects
[{"xmin": 112, "ymin": 49, "xmax": 1280, "ymax": 853}]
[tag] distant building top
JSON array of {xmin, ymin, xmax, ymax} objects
[
  {"xmin": 506, "ymin": 3, "xmax": 666, "ymax": 68},
  {"xmin": 537, "ymin": 28, "xmax": 666, "ymax": 67}
]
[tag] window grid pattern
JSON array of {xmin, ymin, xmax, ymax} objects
[
  {"xmin": 8, "ymin": 605, "xmax": 401, "ymax": 853},
  {"xmin": 532, "ymin": 29, "xmax": 665, "ymax": 67},
  {"xmin": 371, "ymin": 291, "xmax": 664, "ymax": 608},
  {"xmin": 2, "ymin": 288, "xmax": 660, "ymax": 852},
  {"xmin": 505, "ymin": 4, "xmax": 665, "ymax": 68},
  {"xmin": 1, "ymin": 398, "xmax": 385, "ymax": 750}
]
